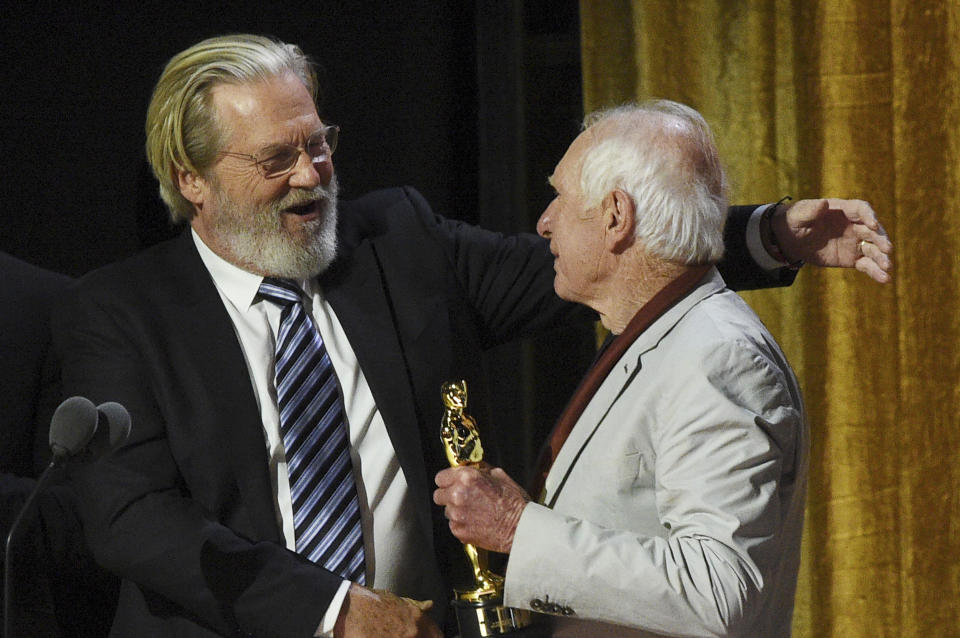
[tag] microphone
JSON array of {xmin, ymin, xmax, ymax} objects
[
  {"xmin": 4, "ymin": 396, "xmax": 130, "ymax": 638},
  {"xmin": 48, "ymin": 396, "xmax": 100, "ymax": 460},
  {"xmin": 81, "ymin": 401, "xmax": 132, "ymax": 463},
  {"xmin": 97, "ymin": 402, "xmax": 132, "ymax": 451},
  {"xmin": 46, "ymin": 396, "xmax": 132, "ymax": 464}
]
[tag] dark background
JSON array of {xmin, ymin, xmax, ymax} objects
[{"xmin": 0, "ymin": 0, "xmax": 596, "ymax": 481}]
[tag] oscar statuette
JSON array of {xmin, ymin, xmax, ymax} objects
[{"xmin": 440, "ymin": 380, "xmax": 533, "ymax": 638}]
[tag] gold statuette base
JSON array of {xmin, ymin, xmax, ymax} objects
[{"xmin": 451, "ymin": 598, "xmax": 533, "ymax": 638}]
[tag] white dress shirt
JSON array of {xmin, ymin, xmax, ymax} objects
[{"xmin": 193, "ymin": 231, "xmax": 439, "ymax": 634}]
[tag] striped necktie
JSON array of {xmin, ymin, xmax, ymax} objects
[{"xmin": 258, "ymin": 277, "xmax": 366, "ymax": 584}]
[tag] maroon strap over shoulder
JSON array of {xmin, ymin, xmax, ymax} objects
[{"xmin": 528, "ymin": 264, "xmax": 711, "ymax": 500}]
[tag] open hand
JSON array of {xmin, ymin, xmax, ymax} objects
[{"xmin": 773, "ymin": 198, "xmax": 893, "ymax": 283}]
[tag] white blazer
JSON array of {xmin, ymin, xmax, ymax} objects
[{"xmin": 504, "ymin": 268, "xmax": 808, "ymax": 638}]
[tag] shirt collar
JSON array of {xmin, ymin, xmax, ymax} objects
[{"xmin": 191, "ymin": 229, "xmax": 314, "ymax": 310}]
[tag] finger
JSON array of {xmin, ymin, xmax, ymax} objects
[
  {"xmin": 434, "ymin": 467, "xmax": 459, "ymax": 488},
  {"xmin": 860, "ymin": 240, "xmax": 893, "ymax": 271},
  {"xmin": 459, "ymin": 466, "xmax": 485, "ymax": 486},
  {"xmin": 855, "ymin": 257, "xmax": 892, "ymax": 284},
  {"xmin": 853, "ymin": 231, "xmax": 892, "ymax": 268},
  {"xmin": 827, "ymin": 198, "xmax": 879, "ymax": 229},
  {"xmin": 433, "ymin": 486, "xmax": 463, "ymax": 508},
  {"xmin": 858, "ymin": 227, "xmax": 894, "ymax": 255},
  {"xmin": 401, "ymin": 597, "xmax": 434, "ymax": 611}
]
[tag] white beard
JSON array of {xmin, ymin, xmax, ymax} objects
[{"xmin": 213, "ymin": 177, "xmax": 339, "ymax": 279}]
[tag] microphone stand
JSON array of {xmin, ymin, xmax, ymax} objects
[
  {"xmin": 3, "ymin": 397, "xmax": 127, "ymax": 636},
  {"xmin": 4, "ymin": 456, "xmax": 64, "ymax": 638}
]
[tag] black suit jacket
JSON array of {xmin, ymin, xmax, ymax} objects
[
  {"xmin": 0, "ymin": 251, "xmax": 69, "ymax": 477},
  {"xmin": 1, "ymin": 252, "xmax": 118, "ymax": 637},
  {"xmin": 1, "ymin": 252, "xmax": 69, "ymax": 636},
  {"xmin": 54, "ymin": 188, "xmax": 791, "ymax": 637}
]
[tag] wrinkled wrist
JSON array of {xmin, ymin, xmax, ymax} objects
[{"xmin": 501, "ymin": 497, "xmax": 530, "ymax": 554}]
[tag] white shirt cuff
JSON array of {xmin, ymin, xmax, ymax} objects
[
  {"xmin": 316, "ymin": 580, "xmax": 351, "ymax": 637},
  {"xmin": 746, "ymin": 203, "xmax": 788, "ymax": 271}
]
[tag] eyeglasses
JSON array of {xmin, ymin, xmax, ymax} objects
[{"xmin": 218, "ymin": 124, "xmax": 340, "ymax": 179}]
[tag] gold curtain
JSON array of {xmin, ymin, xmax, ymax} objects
[{"xmin": 580, "ymin": 1, "xmax": 960, "ymax": 635}]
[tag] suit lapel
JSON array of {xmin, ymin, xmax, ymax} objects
[
  {"xmin": 167, "ymin": 233, "xmax": 284, "ymax": 542},
  {"xmin": 543, "ymin": 268, "xmax": 727, "ymax": 506},
  {"xmin": 321, "ymin": 235, "xmax": 433, "ymax": 541},
  {"xmin": 543, "ymin": 347, "xmax": 640, "ymax": 507}
]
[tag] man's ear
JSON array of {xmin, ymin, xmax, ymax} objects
[
  {"xmin": 177, "ymin": 169, "xmax": 207, "ymax": 208},
  {"xmin": 602, "ymin": 189, "xmax": 636, "ymax": 252}
]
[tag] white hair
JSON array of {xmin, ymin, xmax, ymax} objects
[{"xmin": 578, "ymin": 100, "xmax": 728, "ymax": 265}]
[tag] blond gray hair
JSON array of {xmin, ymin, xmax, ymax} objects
[{"xmin": 145, "ymin": 34, "xmax": 318, "ymax": 222}]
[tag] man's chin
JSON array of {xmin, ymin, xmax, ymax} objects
[
  {"xmin": 272, "ymin": 218, "xmax": 338, "ymax": 279},
  {"xmin": 552, "ymin": 280, "xmax": 585, "ymax": 306},
  {"xmin": 214, "ymin": 184, "xmax": 339, "ymax": 279},
  {"xmin": 258, "ymin": 243, "xmax": 330, "ymax": 280},
  {"xmin": 280, "ymin": 215, "xmax": 322, "ymax": 244}
]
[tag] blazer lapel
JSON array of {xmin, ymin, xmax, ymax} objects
[
  {"xmin": 543, "ymin": 268, "xmax": 728, "ymax": 506},
  {"xmin": 321, "ymin": 236, "xmax": 434, "ymax": 541},
  {"xmin": 167, "ymin": 233, "xmax": 284, "ymax": 543},
  {"xmin": 543, "ymin": 347, "xmax": 640, "ymax": 506}
]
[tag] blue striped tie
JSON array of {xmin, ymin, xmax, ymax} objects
[{"xmin": 258, "ymin": 278, "xmax": 366, "ymax": 584}]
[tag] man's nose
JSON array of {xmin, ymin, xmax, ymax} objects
[
  {"xmin": 536, "ymin": 205, "xmax": 553, "ymax": 238},
  {"xmin": 288, "ymin": 152, "xmax": 332, "ymax": 189}
]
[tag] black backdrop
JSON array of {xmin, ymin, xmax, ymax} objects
[{"xmin": 0, "ymin": 0, "xmax": 595, "ymax": 481}]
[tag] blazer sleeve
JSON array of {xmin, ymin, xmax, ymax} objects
[
  {"xmin": 502, "ymin": 336, "xmax": 805, "ymax": 636},
  {"xmin": 53, "ymin": 279, "xmax": 341, "ymax": 638},
  {"xmin": 379, "ymin": 192, "xmax": 792, "ymax": 358},
  {"xmin": 397, "ymin": 186, "xmax": 594, "ymax": 346},
  {"xmin": 719, "ymin": 205, "xmax": 798, "ymax": 291},
  {"xmin": 398, "ymin": 193, "xmax": 796, "ymax": 345}
]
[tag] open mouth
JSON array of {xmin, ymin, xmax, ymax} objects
[{"xmin": 284, "ymin": 200, "xmax": 320, "ymax": 217}]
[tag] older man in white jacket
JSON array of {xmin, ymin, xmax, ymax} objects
[{"xmin": 435, "ymin": 100, "xmax": 809, "ymax": 638}]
